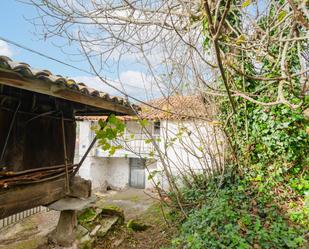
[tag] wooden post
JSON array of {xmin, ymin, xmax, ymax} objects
[{"xmin": 61, "ymin": 114, "xmax": 70, "ymax": 194}]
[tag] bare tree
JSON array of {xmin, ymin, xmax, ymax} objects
[
  {"xmin": 23, "ymin": 0, "xmax": 308, "ymax": 106},
  {"xmin": 23, "ymin": 0, "xmax": 308, "ymax": 212}
]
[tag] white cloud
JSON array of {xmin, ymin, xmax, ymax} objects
[
  {"xmin": 72, "ymin": 70, "xmax": 161, "ymax": 101},
  {"xmin": 0, "ymin": 40, "xmax": 13, "ymax": 57},
  {"xmin": 119, "ymin": 70, "xmax": 149, "ymax": 89},
  {"xmin": 72, "ymin": 75, "xmax": 107, "ymax": 91}
]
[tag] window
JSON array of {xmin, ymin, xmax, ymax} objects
[
  {"xmin": 89, "ymin": 121, "xmax": 96, "ymax": 141},
  {"xmin": 154, "ymin": 121, "xmax": 160, "ymax": 135}
]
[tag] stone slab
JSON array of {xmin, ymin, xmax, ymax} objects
[
  {"xmin": 90, "ymin": 225, "xmax": 101, "ymax": 237},
  {"xmin": 97, "ymin": 216, "xmax": 119, "ymax": 238},
  {"xmin": 47, "ymin": 196, "xmax": 96, "ymax": 211},
  {"xmin": 76, "ymin": 225, "xmax": 89, "ymax": 239}
]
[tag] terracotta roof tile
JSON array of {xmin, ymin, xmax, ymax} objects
[
  {"xmin": 138, "ymin": 95, "xmax": 210, "ymax": 120},
  {"xmin": 77, "ymin": 95, "xmax": 211, "ymax": 121},
  {"xmin": 0, "ymin": 55, "xmax": 139, "ymax": 112}
]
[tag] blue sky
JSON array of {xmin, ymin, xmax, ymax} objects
[
  {"xmin": 0, "ymin": 1, "xmax": 88, "ymax": 76},
  {"xmin": 0, "ymin": 1, "xmax": 263, "ymax": 100},
  {"xmin": 0, "ymin": 1, "xmax": 155, "ymax": 99}
]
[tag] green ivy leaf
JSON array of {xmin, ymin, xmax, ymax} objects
[
  {"xmin": 278, "ymin": 10, "xmax": 287, "ymax": 22},
  {"xmin": 242, "ymin": 0, "xmax": 251, "ymax": 8}
]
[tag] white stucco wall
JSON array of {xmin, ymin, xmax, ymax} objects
[
  {"xmin": 76, "ymin": 156, "xmax": 108, "ymax": 189},
  {"xmin": 105, "ymin": 157, "xmax": 130, "ymax": 189},
  {"xmin": 76, "ymin": 156, "xmax": 130, "ymax": 190},
  {"xmin": 76, "ymin": 118, "xmax": 219, "ymax": 191},
  {"xmin": 78, "ymin": 121, "xmax": 92, "ymax": 157},
  {"xmin": 144, "ymin": 160, "xmax": 158, "ymax": 189},
  {"xmin": 156, "ymin": 120, "xmax": 219, "ymax": 189}
]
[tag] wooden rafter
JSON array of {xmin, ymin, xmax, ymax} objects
[{"xmin": 0, "ymin": 68, "xmax": 135, "ymax": 115}]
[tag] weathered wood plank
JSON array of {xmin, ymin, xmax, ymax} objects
[
  {"xmin": 0, "ymin": 176, "xmax": 92, "ymax": 219},
  {"xmin": 0, "ymin": 177, "xmax": 66, "ymax": 219},
  {"xmin": 0, "ymin": 69, "xmax": 135, "ymax": 115},
  {"xmin": 69, "ymin": 176, "xmax": 92, "ymax": 198}
]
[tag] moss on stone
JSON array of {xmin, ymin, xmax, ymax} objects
[
  {"xmin": 79, "ymin": 234, "xmax": 96, "ymax": 249},
  {"xmin": 100, "ymin": 205, "xmax": 124, "ymax": 224},
  {"xmin": 78, "ymin": 208, "xmax": 97, "ymax": 225},
  {"xmin": 126, "ymin": 219, "xmax": 149, "ymax": 232}
]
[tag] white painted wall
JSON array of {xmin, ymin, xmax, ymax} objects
[
  {"xmin": 76, "ymin": 118, "xmax": 220, "ymax": 191},
  {"xmin": 76, "ymin": 155, "xmax": 130, "ymax": 190},
  {"xmin": 156, "ymin": 120, "xmax": 220, "ymax": 189},
  {"xmin": 105, "ymin": 157, "xmax": 130, "ymax": 189},
  {"xmin": 78, "ymin": 121, "xmax": 93, "ymax": 157},
  {"xmin": 76, "ymin": 156, "xmax": 108, "ymax": 189}
]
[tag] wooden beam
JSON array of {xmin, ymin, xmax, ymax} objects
[
  {"xmin": 0, "ymin": 177, "xmax": 66, "ymax": 219},
  {"xmin": 0, "ymin": 69, "xmax": 135, "ymax": 115},
  {"xmin": 0, "ymin": 176, "xmax": 92, "ymax": 218}
]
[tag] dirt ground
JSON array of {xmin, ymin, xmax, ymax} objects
[
  {"xmin": 0, "ymin": 188, "xmax": 175, "ymax": 249},
  {"xmin": 95, "ymin": 189, "xmax": 175, "ymax": 249},
  {"xmin": 0, "ymin": 210, "xmax": 60, "ymax": 249},
  {"xmin": 95, "ymin": 188, "xmax": 155, "ymax": 220}
]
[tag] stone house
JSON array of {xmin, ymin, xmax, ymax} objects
[{"xmin": 77, "ymin": 95, "xmax": 222, "ymax": 190}]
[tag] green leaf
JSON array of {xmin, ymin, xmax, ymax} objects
[
  {"xmin": 102, "ymin": 143, "xmax": 111, "ymax": 151},
  {"xmin": 145, "ymin": 138, "xmax": 153, "ymax": 144},
  {"xmin": 139, "ymin": 119, "xmax": 149, "ymax": 127},
  {"xmin": 107, "ymin": 114, "xmax": 117, "ymax": 124},
  {"xmin": 98, "ymin": 119, "xmax": 106, "ymax": 128},
  {"xmin": 242, "ymin": 0, "xmax": 251, "ymax": 8},
  {"xmin": 236, "ymin": 34, "xmax": 246, "ymax": 45},
  {"xmin": 278, "ymin": 10, "xmax": 286, "ymax": 22},
  {"xmin": 149, "ymin": 150, "xmax": 155, "ymax": 157},
  {"xmin": 109, "ymin": 146, "xmax": 117, "ymax": 155}
]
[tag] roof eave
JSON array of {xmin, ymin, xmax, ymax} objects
[{"xmin": 0, "ymin": 68, "xmax": 136, "ymax": 115}]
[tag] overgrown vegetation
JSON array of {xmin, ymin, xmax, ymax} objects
[
  {"xmin": 168, "ymin": 101, "xmax": 308, "ymax": 248},
  {"xmin": 26, "ymin": 0, "xmax": 308, "ymax": 248},
  {"xmin": 167, "ymin": 1, "xmax": 309, "ymax": 248}
]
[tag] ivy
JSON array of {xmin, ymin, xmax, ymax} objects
[
  {"xmin": 172, "ymin": 180, "xmax": 307, "ymax": 249},
  {"xmin": 168, "ymin": 1, "xmax": 309, "ymax": 247}
]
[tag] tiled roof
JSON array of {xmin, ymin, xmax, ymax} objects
[
  {"xmin": 0, "ymin": 56, "xmax": 139, "ymax": 114},
  {"xmin": 139, "ymin": 95, "xmax": 210, "ymax": 120},
  {"xmin": 77, "ymin": 95, "xmax": 211, "ymax": 121}
]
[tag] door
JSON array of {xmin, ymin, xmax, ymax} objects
[{"xmin": 129, "ymin": 158, "xmax": 145, "ymax": 189}]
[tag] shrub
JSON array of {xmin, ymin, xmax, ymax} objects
[{"xmin": 171, "ymin": 182, "xmax": 307, "ymax": 249}]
